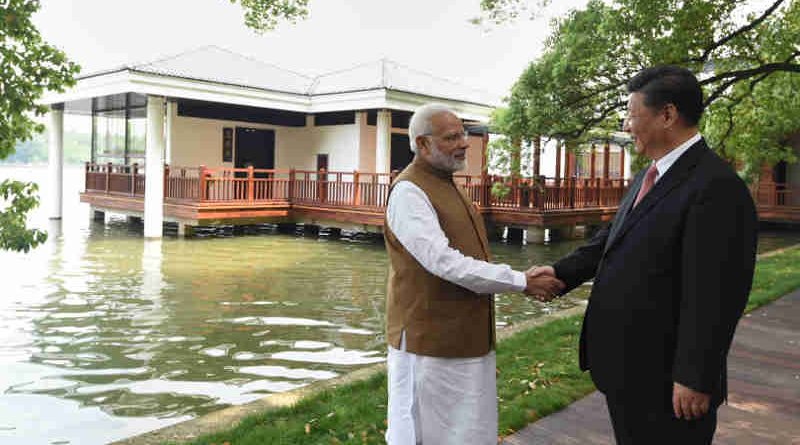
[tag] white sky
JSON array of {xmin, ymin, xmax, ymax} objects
[
  {"xmin": 32, "ymin": 0, "xmax": 589, "ymax": 99},
  {"xmin": 31, "ymin": 0, "xmax": 777, "ymax": 133}
]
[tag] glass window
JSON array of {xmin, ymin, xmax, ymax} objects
[
  {"xmin": 93, "ymin": 109, "xmax": 126, "ymax": 164},
  {"xmin": 127, "ymin": 107, "xmax": 146, "ymax": 163},
  {"xmin": 91, "ymin": 103, "xmax": 148, "ymax": 166}
]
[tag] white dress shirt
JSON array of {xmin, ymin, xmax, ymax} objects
[
  {"xmin": 386, "ymin": 180, "xmax": 527, "ymax": 294},
  {"xmin": 652, "ymin": 133, "xmax": 701, "ymax": 183}
]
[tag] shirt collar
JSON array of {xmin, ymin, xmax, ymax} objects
[{"xmin": 653, "ymin": 132, "xmax": 701, "ymax": 180}]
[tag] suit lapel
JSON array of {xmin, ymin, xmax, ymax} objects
[
  {"xmin": 604, "ymin": 169, "xmax": 645, "ymax": 254},
  {"xmin": 604, "ymin": 140, "xmax": 708, "ymax": 253}
]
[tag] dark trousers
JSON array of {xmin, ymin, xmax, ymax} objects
[{"xmin": 605, "ymin": 391, "xmax": 718, "ymax": 445}]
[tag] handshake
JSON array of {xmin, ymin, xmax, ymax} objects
[{"xmin": 524, "ymin": 266, "xmax": 565, "ymax": 302}]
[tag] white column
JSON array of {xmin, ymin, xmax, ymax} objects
[
  {"xmin": 144, "ymin": 96, "xmax": 165, "ymax": 239},
  {"xmin": 375, "ymin": 109, "xmax": 391, "ymax": 174},
  {"xmin": 165, "ymin": 100, "xmax": 176, "ymax": 164},
  {"xmin": 623, "ymin": 148, "xmax": 631, "ymax": 180},
  {"xmin": 525, "ymin": 227, "xmax": 546, "ymax": 245},
  {"xmin": 48, "ymin": 104, "xmax": 64, "ymax": 219}
]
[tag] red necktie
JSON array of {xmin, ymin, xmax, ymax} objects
[{"xmin": 633, "ymin": 164, "xmax": 659, "ymax": 208}]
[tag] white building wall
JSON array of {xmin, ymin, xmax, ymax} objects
[
  {"xmin": 302, "ymin": 124, "xmax": 360, "ymax": 171},
  {"xmin": 358, "ymin": 114, "xmax": 375, "ymax": 171},
  {"xmin": 168, "ymin": 110, "xmax": 483, "ymax": 174},
  {"xmin": 169, "ymin": 110, "xmax": 366, "ymax": 171},
  {"xmin": 464, "ymin": 135, "xmax": 483, "ymax": 176}
]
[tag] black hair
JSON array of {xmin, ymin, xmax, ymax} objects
[{"xmin": 627, "ymin": 65, "xmax": 704, "ymax": 126}]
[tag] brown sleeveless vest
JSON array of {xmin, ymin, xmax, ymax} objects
[{"xmin": 384, "ymin": 158, "xmax": 495, "ymax": 358}]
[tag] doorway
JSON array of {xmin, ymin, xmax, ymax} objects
[
  {"xmin": 391, "ymin": 133, "xmax": 414, "ymax": 172},
  {"xmin": 235, "ymin": 127, "xmax": 275, "ymax": 178},
  {"xmin": 316, "ymin": 154, "xmax": 329, "ymax": 171}
]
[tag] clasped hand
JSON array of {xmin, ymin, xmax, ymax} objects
[{"xmin": 524, "ymin": 265, "xmax": 565, "ymax": 302}]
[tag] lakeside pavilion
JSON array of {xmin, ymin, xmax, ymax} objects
[{"xmin": 39, "ymin": 46, "xmax": 798, "ymax": 241}]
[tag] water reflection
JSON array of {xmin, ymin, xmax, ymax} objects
[{"xmin": 1, "ymin": 165, "xmax": 799, "ymax": 445}]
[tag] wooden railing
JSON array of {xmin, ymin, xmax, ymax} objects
[
  {"xmin": 85, "ymin": 162, "xmax": 145, "ymax": 197},
  {"xmin": 84, "ymin": 163, "xmax": 630, "ymax": 213},
  {"xmin": 754, "ymin": 182, "xmax": 798, "ymax": 207}
]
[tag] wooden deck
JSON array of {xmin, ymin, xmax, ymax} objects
[
  {"xmin": 502, "ymin": 288, "xmax": 800, "ymax": 444},
  {"xmin": 81, "ymin": 163, "xmax": 800, "ymax": 228},
  {"xmin": 80, "ymin": 163, "xmax": 629, "ymax": 228}
]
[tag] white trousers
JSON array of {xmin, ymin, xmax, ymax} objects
[{"xmin": 385, "ymin": 333, "xmax": 498, "ymax": 445}]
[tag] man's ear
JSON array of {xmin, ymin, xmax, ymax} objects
[
  {"xmin": 663, "ymin": 103, "xmax": 680, "ymax": 129},
  {"xmin": 416, "ymin": 135, "xmax": 431, "ymax": 154}
]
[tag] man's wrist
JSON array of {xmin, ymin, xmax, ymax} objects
[{"xmin": 512, "ymin": 270, "xmax": 527, "ymax": 292}]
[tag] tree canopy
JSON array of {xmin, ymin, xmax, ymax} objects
[
  {"xmin": 483, "ymin": 0, "xmax": 800, "ymax": 177},
  {"xmin": 230, "ymin": 0, "xmax": 310, "ymax": 33},
  {"xmin": 1, "ymin": 0, "xmax": 79, "ymax": 251}
]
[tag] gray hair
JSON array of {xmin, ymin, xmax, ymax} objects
[{"xmin": 408, "ymin": 103, "xmax": 456, "ymax": 153}]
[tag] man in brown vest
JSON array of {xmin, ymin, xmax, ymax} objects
[{"xmin": 384, "ymin": 103, "xmax": 564, "ymax": 444}]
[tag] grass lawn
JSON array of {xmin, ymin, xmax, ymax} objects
[
  {"xmin": 745, "ymin": 246, "xmax": 800, "ymax": 312},
  {"xmin": 178, "ymin": 245, "xmax": 800, "ymax": 445}
]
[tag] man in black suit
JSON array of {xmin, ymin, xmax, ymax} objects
[{"xmin": 531, "ymin": 66, "xmax": 757, "ymax": 444}]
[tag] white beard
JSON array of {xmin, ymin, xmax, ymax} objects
[{"xmin": 429, "ymin": 143, "xmax": 466, "ymax": 172}]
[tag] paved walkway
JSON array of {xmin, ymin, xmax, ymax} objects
[{"xmin": 502, "ymin": 289, "xmax": 800, "ymax": 444}]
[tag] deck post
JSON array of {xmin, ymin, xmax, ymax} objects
[
  {"xmin": 84, "ymin": 162, "xmax": 90, "ymax": 192},
  {"xmin": 48, "ymin": 103, "xmax": 64, "ymax": 219},
  {"xmin": 163, "ymin": 164, "xmax": 169, "ymax": 198},
  {"xmin": 565, "ymin": 150, "xmax": 575, "ymax": 179},
  {"xmin": 248, "ymin": 165, "xmax": 255, "ymax": 202},
  {"xmin": 131, "ymin": 163, "xmax": 139, "ymax": 196},
  {"xmin": 603, "ymin": 141, "xmax": 611, "ymax": 184},
  {"xmin": 288, "ymin": 168, "xmax": 296, "ymax": 203},
  {"xmin": 144, "ymin": 95, "xmax": 165, "ymax": 238},
  {"xmin": 555, "ymin": 140, "xmax": 562, "ymax": 185},
  {"xmin": 353, "ymin": 170, "xmax": 361, "ymax": 206},
  {"xmin": 597, "ymin": 177, "xmax": 603, "ymax": 205},
  {"xmin": 318, "ymin": 168, "xmax": 326, "ymax": 203},
  {"xmin": 569, "ymin": 177, "xmax": 576, "ymax": 209},
  {"xmin": 105, "ymin": 162, "xmax": 112, "ymax": 194},
  {"xmin": 199, "ymin": 165, "xmax": 207, "ymax": 201},
  {"xmin": 480, "ymin": 172, "xmax": 490, "ymax": 208},
  {"xmin": 619, "ymin": 145, "xmax": 626, "ymax": 179}
]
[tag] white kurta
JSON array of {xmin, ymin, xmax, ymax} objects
[{"xmin": 385, "ymin": 180, "xmax": 526, "ymax": 445}]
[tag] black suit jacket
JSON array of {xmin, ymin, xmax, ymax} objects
[{"xmin": 553, "ymin": 139, "xmax": 757, "ymax": 404}]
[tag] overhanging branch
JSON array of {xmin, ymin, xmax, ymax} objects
[
  {"xmin": 685, "ymin": 0, "xmax": 785, "ymax": 64},
  {"xmin": 702, "ymin": 60, "xmax": 800, "ymax": 106}
]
